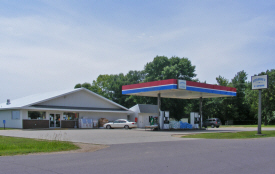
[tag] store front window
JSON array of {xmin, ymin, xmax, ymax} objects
[
  {"xmin": 63, "ymin": 112, "xmax": 79, "ymax": 120},
  {"xmin": 28, "ymin": 111, "xmax": 46, "ymax": 120}
]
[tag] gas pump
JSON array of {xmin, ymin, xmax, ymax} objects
[
  {"xmin": 154, "ymin": 117, "xmax": 158, "ymax": 125},
  {"xmin": 163, "ymin": 111, "xmax": 170, "ymax": 129},
  {"xmin": 149, "ymin": 116, "xmax": 158, "ymax": 126},
  {"xmin": 159, "ymin": 111, "xmax": 170, "ymax": 130},
  {"xmin": 190, "ymin": 112, "xmax": 200, "ymax": 129},
  {"xmin": 149, "ymin": 116, "xmax": 154, "ymax": 125}
]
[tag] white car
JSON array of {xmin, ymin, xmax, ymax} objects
[{"xmin": 103, "ymin": 119, "xmax": 137, "ymax": 129}]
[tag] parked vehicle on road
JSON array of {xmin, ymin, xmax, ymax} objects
[
  {"xmin": 203, "ymin": 118, "xmax": 221, "ymax": 128},
  {"xmin": 103, "ymin": 119, "xmax": 137, "ymax": 129}
]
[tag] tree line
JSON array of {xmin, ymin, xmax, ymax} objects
[{"xmin": 75, "ymin": 56, "xmax": 275, "ymax": 125}]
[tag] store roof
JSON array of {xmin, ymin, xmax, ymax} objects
[
  {"xmin": 0, "ymin": 88, "xmax": 130, "ymax": 111},
  {"xmin": 137, "ymin": 104, "xmax": 159, "ymax": 113}
]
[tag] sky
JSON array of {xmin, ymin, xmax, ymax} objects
[{"xmin": 1, "ymin": 0, "xmax": 275, "ymax": 102}]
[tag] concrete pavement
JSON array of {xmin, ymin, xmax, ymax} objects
[{"xmin": 0, "ymin": 127, "xmax": 275, "ymax": 145}]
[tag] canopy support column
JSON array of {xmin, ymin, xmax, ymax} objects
[
  {"xmin": 199, "ymin": 97, "xmax": 203, "ymax": 129},
  {"xmin": 158, "ymin": 93, "xmax": 161, "ymax": 130}
]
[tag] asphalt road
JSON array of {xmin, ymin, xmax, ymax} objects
[
  {"xmin": 1, "ymin": 128, "xmax": 275, "ymax": 174},
  {"xmin": 1, "ymin": 137, "xmax": 275, "ymax": 174}
]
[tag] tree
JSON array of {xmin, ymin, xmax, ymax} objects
[
  {"xmin": 162, "ymin": 57, "xmax": 196, "ymax": 80},
  {"xmin": 74, "ymin": 83, "xmax": 82, "ymax": 88},
  {"xmin": 144, "ymin": 56, "xmax": 197, "ymax": 81},
  {"xmin": 243, "ymin": 69, "xmax": 275, "ymax": 125},
  {"xmin": 144, "ymin": 56, "xmax": 170, "ymax": 82},
  {"xmin": 216, "ymin": 75, "xmax": 229, "ymax": 86},
  {"xmin": 74, "ymin": 82, "xmax": 93, "ymax": 90},
  {"xmin": 91, "ymin": 74, "xmax": 113, "ymax": 98},
  {"xmin": 125, "ymin": 70, "xmax": 145, "ymax": 84},
  {"xmin": 245, "ymin": 82, "xmax": 258, "ymax": 119},
  {"xmin": 230, "ymin": 70, "xmax": 254, "ymax": 124},
  {"xmin": 202, "ymin": 76, "xmax": 236, "ymax": 124},
  {"xmin": 202, "ymin": 72, "xmax": 257, "ymax": 125}
]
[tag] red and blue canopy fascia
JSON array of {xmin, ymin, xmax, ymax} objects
[{"xmin": 122, "ymin": 79, "xmax": 236, "ymax": 97}]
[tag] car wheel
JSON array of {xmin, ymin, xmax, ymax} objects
[
  {"xmin": 211, "ymin": 124, "xmax": 215, "ymax": 128},
  {"xmin": 216, "ymin": 126, "xmax": 219, "ymax": 128},
  {"xmin": 124, "ymin": 125, "xmax": 129, "ymax": 129},
  {"xmin": 106, "ymin": 125, "xmax": 111, "ymax": 129}
]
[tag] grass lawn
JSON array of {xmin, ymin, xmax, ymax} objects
[
  {"xmin": 181, "ymin": 130, "xmax": 275, "ymax": 139},
  {"xmin": 0, "ymin": 136, "xmax": 79, "ymax": 156},
  {"xmin": 0, "ymin": 128, "xmax": 15, "ymax": 130}
]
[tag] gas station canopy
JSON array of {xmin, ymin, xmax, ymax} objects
[{"xmin": 122, "ymin": 79, "xmax": 236, "ymax": 99}]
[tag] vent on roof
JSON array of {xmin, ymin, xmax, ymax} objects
[{"xmin": 6, "ymin": 99, "xmax": 11, "ymax": 105}]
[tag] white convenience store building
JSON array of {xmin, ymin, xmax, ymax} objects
[{"xmin": 0, "ymin": 88, "xmax": 132, "ymax": 129}]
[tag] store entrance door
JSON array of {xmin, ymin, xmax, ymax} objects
[{"xmin": 49, "ymin": 114, "xmax": 61, "ymax": 128}]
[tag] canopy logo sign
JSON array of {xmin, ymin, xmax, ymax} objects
[
  {"xmin": 251, "ymin": 75, "xmax": 268, "ymax": 90},
  {"xmin": 178, "ymin": 80, "xmax": 186, "ymax": 89}
]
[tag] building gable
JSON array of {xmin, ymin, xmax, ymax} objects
[
  {"xmin": 31, "ymin": 90, "xmax": 124, "ymax": 110},
  {"xmin": 138, "ymin": 104, "xmax": 158, "ymax": 114}
]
